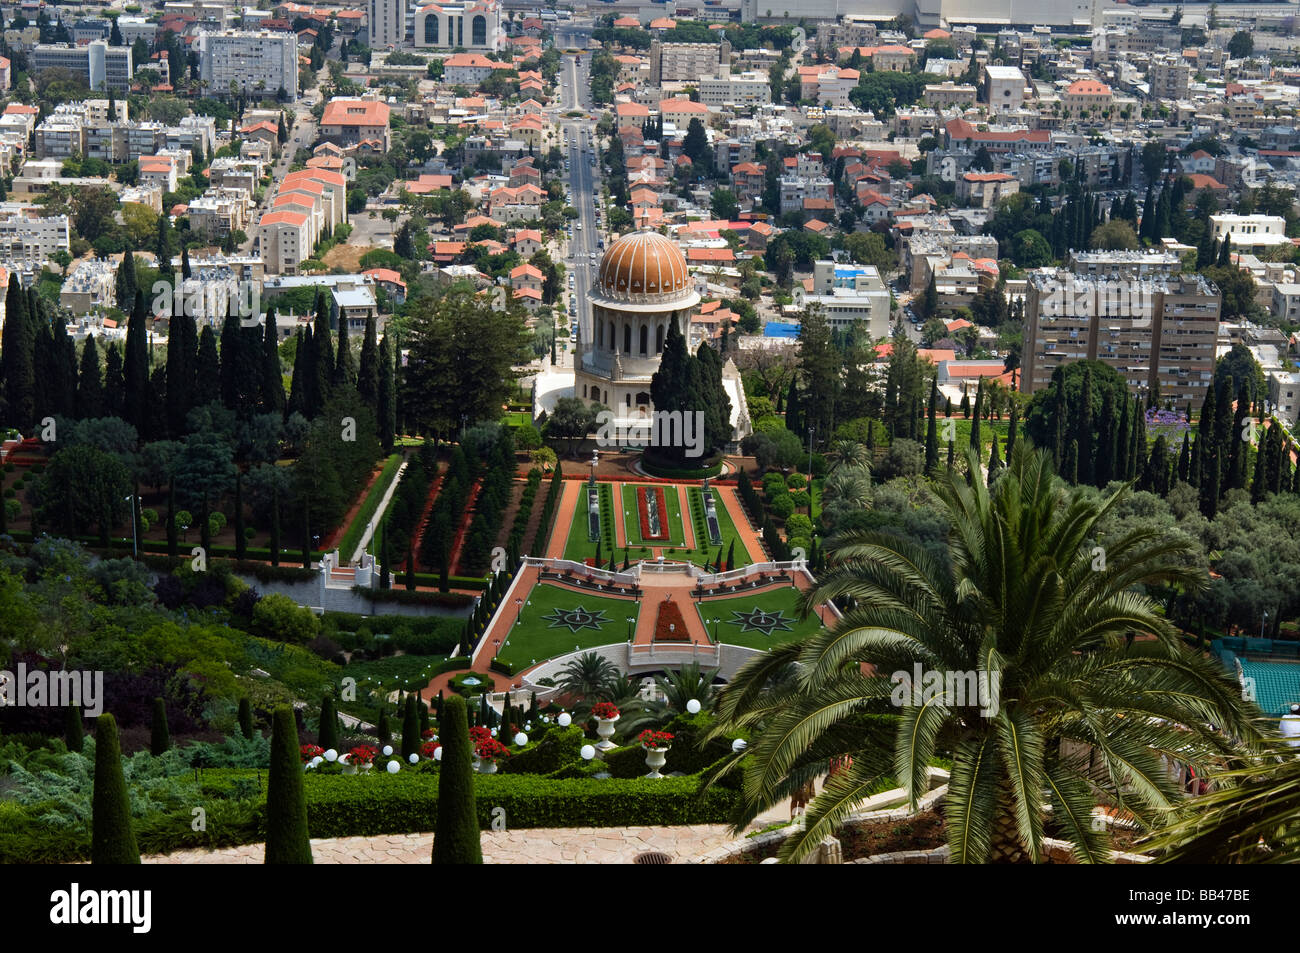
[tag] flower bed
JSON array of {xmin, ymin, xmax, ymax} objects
[
  {"xmin": 637, "ymin": 486, "xmax": 670, "ymax": 541},
  {"xmin": 653, "ymin": 598, "xmax": 690, "ymax": 642}
]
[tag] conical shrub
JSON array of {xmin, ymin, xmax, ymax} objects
[
  {"xmin": 238, "ymin": 697, "xmax": 254, "ymax": 740},
  {"xmin": 265, "ymin": 706, "xmax": 313, "ymax": 864},
  {"xmin": 401, "ymin": 694, "xmax": 421, "ymax": 759},
  {"xmin": 65, "ymin": 704, "xmax": 84, "ymax": 753},
  {"xmin": 150, "ymin": 698, "xmax": 170, "ymax": 756},
  {"xmin": 91, "ymin": 714, "xmax": 140, "ymax": 864},
  {"xmin": 318, "ymin": 694, "xmax": 338, "ymax": 751},
  {"xmin": 432, "ymin": 694, "xmax": 482, "ymax": 865},
  {"xmin": 376, "ymin": 706, "xmax": 391, "ymax": 745}
]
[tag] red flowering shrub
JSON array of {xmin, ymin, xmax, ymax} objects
[
  {"xmin": 300, "ymin": 744, "xmax": 325, "ymax": 763},
  {"xmin": 348, "ymin": 745, "xmax": 377, "ymax": 765},
  {"xmin": 421, "ymin": 740, "xmax": 442, "ymax": 759},
  {"xmin": 636, "ymin": 486, "xmax": 671, "ymax": 541},
  {"xmin": 590, "ymin": 702, "xmax": 620, "ymax": 720},
  {"xmin": 638, "ymin": 729, "xmax": 674, "ymax": 751},
  {"xmin": 475, "ymin": 737, "xmax": 511, "ymax": 764},
  {"xmin": 469, "ymin": 725, "xmax": 492, "ymax": 745},
  {"xmin": 653, "ymin": 599, "xmax": 690, "ymax": 642}
]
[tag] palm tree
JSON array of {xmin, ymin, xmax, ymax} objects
[
  {"xmin": 828, "ymin": 439, "xmax": 871, "ymax": 472},
  {"xmin": 706, "ymin": 444, "xmax": 1258, "ymax": 863},
  {"xmin": 615, "ymin": 662, "xmax": 720, "ymax": 739},
  {"xmin": 551, "ymin": 651, "xmax": 620, "ymax": 706}
]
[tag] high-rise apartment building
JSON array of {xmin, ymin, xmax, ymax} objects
[
  {"xmin": 32, "ymin": 41, "xmax": 133, "ymax": 92},
  {"xmin": 369, "ymin": 0, "xmax": 406, "ymax": 49},
  {"xmin": 1021, "ymin": 251, "xmax": 1220, "ymax": 405},
  {"xmin": 196, "ymin": 31, "xmax": 298, "ymax": 101}
]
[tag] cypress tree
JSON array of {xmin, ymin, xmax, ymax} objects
[
  {"xmin": 1115, "ymin": 389, "xmax": 1130, "ymax": 480},
  {"xmin": 1251, "ymin": 428, "xmax": 1270, "ymax": 503},
  {"xmin": 261, "ymin": 306, "xmax": 285, "ymax": 416},
  {"xmin": 287, "ymin": 326, "xmax": 307, "ymax": 417},
  {"xmin": 1074, "ymin": 367, "xmax": 1093, "ymax": 485},
  {"xmin": 1218, "ymin": 236, "xmax": 1232, "ymax": 267},
  {"xmin": 181, "ymin": 244, "xmax": 191, "ymax": 280},
  {"xmin": 195, "ymin": 325, "xmax": 220, "ymax": 395},
  {"xmin": 1065, "ymin": 439, "xmax": 1079, "ymax": 485},
  {"xmin": 164, "ymin": 314, "xmax": 193, "ymax": 436},
  {"xmin": 987, "ymin": 435, "xmax": 1001, "ymax": 485},
  {"xmin": 377, "ymin": 706, "xmax": 391, "ymax": 745},
  {"xmin": 122, "ymin": 293, "xmax": 151, "ymax": 430},
  {"xmin": 1228, "ymin": 384, "xmax": 1250, "ymax": 490},
  {"xmin": 419, "ymin": 697, "xmax": 429, "ymax": 735},
  {"xmin": 318, "ymin": 695, "xmax": 338, "ymax": 751},
  {"xmin": 1129, "ymin": 396, "xmax": 1146, "ymax": 480},
  {"xmin": 265, "ymin": 707, "xmax": 313, "ymax": 864},
  {"xmin": 1096, "ymin": 387, "xmax": 1116, "ymax": 486},
  {"xmin": 312, "ymin": 291, "xmax": 334, "ymax": 412},
  {"xmin": 377, "ymin": 333, "xmax": 395, "ymax": 452},
  {"xmin": 165, "ymin": 478, "xmax": 178, "ymax": 557},
  {"xmin": 219, "ymin": 311, "xmax": 242, "ymax": 411},
  {"xmin": 334, "ymin": 313, "xmax": 356, "ymax": 390},
  {"xmin": 1214, "ymin": 378, "xmax": 1233, "ymax": 485},
  {"xmin": 269, "ymin": 485, "xmax": 281, "ymax": 566},
  {"xmin": 1006, "ymin": 406, "xmax": 1018, "ymax": 464},
  {"xmin": 924, "ymin": 377, "xmax": 939, "ymax": 473},
  {"xmin": 77, "ymin": 332, "xmax": 104, "ymax": 419},
  {"xmin": 725, "ymin": 539, "xmax": 735, "ymax": 571},
  {"xmin": 238, "ymin": 697, "xmax": 254, "ymax": 740},
  {"xmin": 960, "ymin": 391, "xmax": 970, "ymax": 419},
  {"xmin": 402, "ymin": 694, "xmax": 420, "ymax": 759},
  {"xmin": 150, "ymin": 697, "xmax": 171, "ymax": 755},
  {"xmin": 92, "ymin": 714, "xmax": 140, "ymax": 864},
  {"xmin": 357, "ymin": 311, "xmax": 379, "ymax": 411},
  {"xmin": 234, "ymin": 471, "xmax": 246, "ymax": 560},
  {"xmin": 432, "ymin": 694, "xmax": 482, "ymax": 864},
  {"xmin": 784, "ymin": 377, "xmax": 802, "ymax": 435},
  {"xmin": 1177, "ymin": 431, "xmax": 1191, "ymax": 484},
  {"xmin": 116, "ymin": 250, "xmax": 138, "ymax": 310},
  {"xmin": 65, "ymin": 704, "xmax": 84, "ymax": 753},
  {"xmin": 969, "ymin": 381, "xmax": 983, "ymax": 453},
  {"xmin": 1269, "ymin": 429, "xmax": 1285, "ymax": 494},
  {"xmin": 157, "ymin": 212, "xmax": 174, "ymax": 278}
]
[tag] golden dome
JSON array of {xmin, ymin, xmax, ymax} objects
[{"xmin": 596, "ymin": 231, "xmax": 691, "ymax": 302}]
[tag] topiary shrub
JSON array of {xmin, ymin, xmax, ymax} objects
[
  {"xmin": 265, "ymin": 706, "xmax": 313, "ymax": 864},
  {"xmin": 238, "ymin": 697, "xmax": 254, "ymax": 740},
  {"xmin": 401, "ymin": 695, "xmax": 421, "ymax": 759},
  {"xmin": 432, "ymin": 694, "xmax": 482, "ymax": 864},
  {"xmin": 65, "ymin": 704, "xmax": 84, "ymax": 754},
  {"xmin": 318, "ymin": 695, "xmax": 339, "ymax": 751},
  {"xmin": 769, "ymin": 493, "xmax": 795, "ymax": 520},
  {"xmin": 150, "ymin": 698, "xmax": 170, "ymax": 756},
  {"xmin": 91, "ymin": 713, "xmax": 140, "ymax": 864}
]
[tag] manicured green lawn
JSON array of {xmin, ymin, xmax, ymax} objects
[
  {"xmin": 494, "ymin": 584, "xmax": 641, "ymax": 668},
  {"xmin": 560, "ymin": 481, "xmax": 755, "ymax": 569},
  {"xmin": 562, "ymin": 482, "xmax": 616, "ymax": 565},
  {"xmin": 337, "ymin": 453, "xmax": 402, "ymax": 559},
  {"xmin": 695, "ymin": 587, "xmax": 828, "ymax": 650},
  {"xmin": 620, "ymin": 483, "xmax": 687, "ymax": 547}
]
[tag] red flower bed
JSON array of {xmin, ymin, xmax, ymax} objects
[
  {"xmin": 348, "ymin": 745, "xmax": 377, "ymax": 765},
  {"xmin": 636, "ymin": 486, "xmax": 670, "ymax": 541},
  {"xmin": 475, "ymin": 737, "xmax": 511, "ymax": 764},
  {"xmin": 653, "ymin": 599, "xmax": 690, "ymax": 642}
]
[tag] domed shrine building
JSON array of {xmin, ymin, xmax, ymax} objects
[{"xmin": 575, "ymin": 231, "xmax": 750, "ymax": 444}]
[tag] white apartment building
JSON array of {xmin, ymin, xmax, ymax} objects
[
  {"xmin": 0, "ymin": 206, "xmax": 71, "ymax": 264},
  {"xmin": 697, "ymin": 71, "xmax": 771, "ymax": 109},
  {"xmin": 258, "ymin": 209, "xmax": 312, "ymax": 275},
  {"xmin": 981, "ymin": 65, "xmax": 1027, "ymax": 116},
  {"xmin": 196, "ymin": 31, "xmax": 298, "ymax": 101},
  {"xmin": 1209, "ymin": 214, "xmax": 1293, "ymax": 253},
  {"xmin": 791, "ymin": 261, "xmax": 891, "ymax": 338},
  {"xmin": 32, "ymin": 41, "xmax": 133, "ymax": 92}
]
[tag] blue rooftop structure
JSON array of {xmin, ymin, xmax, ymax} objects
[{"xmin": 764, "ymin": 321, "xmax": 800, "ymax": 338}]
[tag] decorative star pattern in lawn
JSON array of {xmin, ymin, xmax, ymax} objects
[
  {"xmin": 726, "ymin": 607, "xmax": 795, "ymax": 638},
  {"xmin": 541, "ymin": 606, "xmax": 610, "ymax": 633}
]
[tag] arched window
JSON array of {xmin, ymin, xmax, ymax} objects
[
  {"xmin": 424, "ymin": 14, "xmax": 438, "ymax": 44},
  {"xmin": 472, "ymin": 14, "xmax": 486, "ymax": 45},
  {"xmin": 656, "ymin": 324, "xmax": 665, "ymax": 353},
  {"xmin": 639, "ymin": 324, "xmax": 648, "ymax": 355},
  {"xmin": 624, "ymin": 323, "xmax": 631, "ymax": 353}
]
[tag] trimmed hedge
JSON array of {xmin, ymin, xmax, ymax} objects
[
  {"xmin": 489, "ymin": 657, "xmax": 514, "ymax": 676},
  {"xmin": 600, "ymin": 713, "xmax": 736, "ymax": 780},
  {"xmin": 353, "ymin": 587, "xmax": 475, "ymax": 608},
  {"xmin": 300, "ymin": 772, "xmax": 737, "ymax": 835},
  {"xmin": 640, "ymin": 455, "xmax": 725, "ymax": 480}
]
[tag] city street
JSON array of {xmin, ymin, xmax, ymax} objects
[{"xmin": 556, "ymin": 45, "xmax": 601, "ymax": 365}]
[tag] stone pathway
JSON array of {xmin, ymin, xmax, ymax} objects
[
  {"xmin": 349, "ymin": 462, "xmax": 407, "ymax": 565},
  {"xmin": 143, "ymin": 824, "xmax": 742, "ymax": 864}
]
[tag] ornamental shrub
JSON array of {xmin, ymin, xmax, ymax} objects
[
  {"xmin": 65, "ymin": 704, "xmax": 84, "ymax": 754},
  {"xmin": 150, "ymin": 698, "xmax": 170, "ymax": 756},
  {"xmin": 432, "ymin": 694, "xmax": 482, "ymax": 864},
  {"xmin": 401, "ymin": 695, "xmax": 421, "ymax": 759},
  {"xmin": 265, "ymin": 706, "xmax": 313, "ymax": 864},
  {"xmin": 238, "ymin": 697, "xmax": 254, "ymax": 740},
  {"xmin": 376, "ymin": 706, "xmax": 391, "ymax": 745},
  {"xmin": 769, "ymin": 493, "xmax": 795, "ymax": 520},
  {"xmin": 318, "ymin": 695, "xmax": 339, "ymax": 751},
  {"xmin": 91, "ymin": 713, "xmax": 140, "ymax": 864}
]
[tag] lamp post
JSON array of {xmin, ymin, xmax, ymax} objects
[
  {"xmin": 626, "ymin": 615, "xmax": 635, "ymax": 640},
  {"xmin": 807, "ymin": 424, "xmax": 815, "ymax": 480},
  {"xmin": 124, "ymin": 494, "xmax": 138, "ymax": 559},
  {"xmin": 711, "ymin": 617, "xmax": 720, "ymax": 643},
  {"xmin": 516, "ymin": 597, "xmax": 523, "ymax": 625}
]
